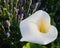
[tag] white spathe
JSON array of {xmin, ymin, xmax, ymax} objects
[{"xmin": 20, "ymin": 10, "xmax": 58, "ymax": 45}]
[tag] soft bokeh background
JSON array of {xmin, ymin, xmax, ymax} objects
[{"xmin": 0, "ymin": 0, "xmax": 60, "ymax": 48}]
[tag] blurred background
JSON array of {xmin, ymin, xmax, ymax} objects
[{"xmin": 0, "ymin": 0, "xmax": 60, "ymax": 48}]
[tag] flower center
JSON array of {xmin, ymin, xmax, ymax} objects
[{"xmin": 39, "ymin": 18, "xmax": 49, "ymax": 33}]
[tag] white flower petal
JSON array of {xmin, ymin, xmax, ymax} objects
[
  {"xmin": 24, "ymin": 10, "xmax": 50, "ymax": 26},
  {"xmin": 38, "ymin": 25, "xmax": 58, "ymax": 45},
  {"xmin": 20, "ymin": 10, "xmax": 58, "ymax": 45},
  {"xmin": 20, "ymin": 25, "xmax": 58, "ymax": 45},
  {"xmin": 20, "ymin": 21, "xmax": 40, "ymax": 38}
]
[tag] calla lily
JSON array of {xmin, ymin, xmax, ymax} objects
[{"xmin": 20, "ymin": 10, "xmax": 58, "ymax": 45}]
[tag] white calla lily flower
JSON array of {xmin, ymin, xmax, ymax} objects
[{"xmin": 20, "ymin": 10, "xmax": 58, "ymax": 45}]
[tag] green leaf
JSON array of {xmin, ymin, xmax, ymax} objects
[
  {"xmin": 23, "ymin": 43, "xmax": 31, "ymax": 48},
  {"xmin": 22, "ymin": 43, "xmax": 47, "ymax": 48}
]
